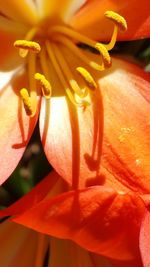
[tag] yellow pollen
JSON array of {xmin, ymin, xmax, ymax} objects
[
  {"xmin": 95, "ymin": 43, "xmax": 111, "ymax": 67},
  {"xmin": 76, "ymin": 67, "xmax": 97, "ymax": 90},
  {"xmin": 34, "ymin": 73, "xmax": 51, "ymax": 99},
  {"xmin": 14, "ymin": 40, "xmax": 41, "ymax": 58},
  {"xmin": 20, "ymin": 88, "xmax": 34, "ymax": 117},
  {"xmin": 105, "ymin": 11, "xmax": 127, "ymax": 31}
]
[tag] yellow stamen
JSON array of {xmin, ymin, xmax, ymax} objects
[
  {"xmin": 27, "ymin": 52, "xmax": 37, "ymax": 115},
  {"xmin": 34, "ymin": 73, "xmax": 51, "ymax": 99},
  {"xmin": 20, "ymin": 88, "xmax": 34, "ymax": 116},
  {"xmin": 53, "ymin": 44, "xmax": 87, "ymax": 98},
  {"xmin": 24, "ymin": 27, "xmax": 39, "ymax": 41},
  {"xmin": 105, "ymin": 11, "xmax": 127, "ymax": 32},
  {"xmin": 39, "ymin": 48, "xmax": 51, "ymax": 79},
  {"xmin": 46, "ymin": 42, "xmax": 88, "ymax": 107},
  {"xmin": 95, "ymin": 43, "xmax": 111, "ymax": 67},
  {"xmin": 49, "ymin": 25, "xmax": 96, "ymax": 47},
  {"xmin": 104, "ymin": 12, "xmax": 127, "ymax": 51},
  {"xmin": 14, "ymin": 40, "xmax": 41, "ymax": 58},
  {"xmin": 52, "ymin": 34, "xmax": 105, "ymax": 71},
  {"xmin": 76, "ymin": 67, "xmax": 97, "ymax": 90},
  {"xmin": 104, "ymin": 25, "xmax": 118, "ymax": 51},
  {"xmin": 39, "ymin": 48, "xmax": 53, "ymax": 98},
  {"xmin": 14, "ymin": 40, "xmax": 41, "ymax": 52},
  {"xmin": 66, "ymin": 89, "xmax": 89, "ymax": 107},
  {"xmin": 18, "ymin": 27, "xmax": 39, "ymax": 58},
  {"xmin": 50, "ymin": 25, "xmax": 110, "ymax": 67},
  {"xmin": 13, "ymin": 10, "xmax": 127, "ymax": 108}
]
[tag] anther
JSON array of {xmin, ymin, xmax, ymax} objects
[
  {"xmin": 14, "ymin": 40, "xmax": 41, "ymax": 57},
  {"xmin": 76, "ymin": 67, "xmax": 97, "ymax": 90},
  {"xmin": 20, "ymin": 88, "xmax": 34, "ymax": 116},
  {"xmin": 34, "ymin": 73, "xmax": 51, "ymax": 99},
  {"xmin": 105, "ymin": 11, "xmax": 127, "ymax": 31},
  {"xmin": 95, "ymin": 43, "xmax": 111, "ymax": 67}
]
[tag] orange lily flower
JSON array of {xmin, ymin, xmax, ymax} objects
[
  {"xmin": 0, "ymin": 0, "xmax": 150, "ymax": 184},
  {"xmin": 0, "ymin": 171, "xmax": 148, "ymax": 266}
]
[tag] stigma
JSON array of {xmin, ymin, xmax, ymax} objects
[{"xmin": 14, "ymin": 11, "xmax": 127, "ymax": 116}]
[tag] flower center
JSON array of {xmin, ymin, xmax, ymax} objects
[{"xmin": 14, "ymin": 11, "xmax": 127, "ymax": 117}]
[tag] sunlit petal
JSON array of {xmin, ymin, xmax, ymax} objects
[
  {"xmin": 99, "ymin": 58, "xmax": 150, "ymax": 193},
  {"xmin": 0, "ymin": 70, "xmax": 39, "ymax": 185}
]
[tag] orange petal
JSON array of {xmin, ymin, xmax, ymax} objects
[
  {"xmin": 0, "ymin": 220, "xmax": 39, "ymax": 267},
  {"xmin": 0, "ymin": 70, "xmax": 39, "ymax": 185},
  {"xmin": 13, "ymin": 187, "xmax": 145, "ymax": 260},
  {"xmin": 0, "ymin": 29, "xmax": 24, "ymax": 71},
  {"xmin": 40, "ymin": 57, "xmax": 150, "ymax": 190},
  {"xmin": 70, "ymin": 0, "xmax": 150, "ymax": 41},
  {"xmin": 36, "ymin": 0, "xmax": 86, "ymax": 21},
  {"xmin": 139, "ymin": 211, "xmax": 150, "ymax": 267},
  {"xmin": 0, "ymin": 171, "xmax": 60, "ymax": 217},
  {"xmin": 49, "ymin": 237, "xmax": 112, "ymax": 267},
  {"xmin": 0, "ymin": 0, "xmax": 38, "ymax": 25},
  {"xmin": 110, "ymin": 258, "xmax": 143, "ymax": 267}
]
